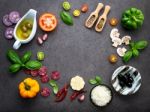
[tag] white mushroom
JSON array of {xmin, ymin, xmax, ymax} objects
[
  {"xmin": 112, "ymin": 37, "xmax": 122, "ymax": 48},
  {"xmin": 122, "ymin": 36, "xmax": 131, "ymax": 45},
  {"xmin": 117, "ymin": 47, "xmax": 127, "ymax": 57},
  {"xmin": 110, "ymin": 28, "xmax": 120, "ymax": 39}
]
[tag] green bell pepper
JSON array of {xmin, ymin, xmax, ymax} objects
[{"xmin": 121, "ymin": 8, "xmax": 144, "ymax": 30}]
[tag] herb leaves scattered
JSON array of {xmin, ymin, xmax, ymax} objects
[{"xmin": 89, "ymin": 76, "xmax": 102, "ymax": 85}]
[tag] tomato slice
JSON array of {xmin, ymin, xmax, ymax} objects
[{"xmin": 39, "ymin": 13, "xmax": 57, "ymax": 32}]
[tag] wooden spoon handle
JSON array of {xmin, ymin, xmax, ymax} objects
[
  {"xmin": 94, "ymin": 3, "xmax": 104, "ymax": 14},
  {"xmin": 103, "ymin": 5, "xmax": 111, "ymax": 16}
]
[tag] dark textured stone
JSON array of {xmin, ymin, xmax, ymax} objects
[{"xmin": 0, "ymin": 0, "xmax": 150, "ymax": 112}]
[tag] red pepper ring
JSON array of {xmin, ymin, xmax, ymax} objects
[
  {"xmin": 55, "ymin": 84, "xmax": 69, "ymax": 102},
  {"xmin": 70, "ymin": 90, "xmax": 87, "ymax": 101}
]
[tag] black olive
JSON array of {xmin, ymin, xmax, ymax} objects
[
  {"xmin": 133, "ymin": 71, "xmax": 138, "ymax": 77},
  {"xmin": 128, "ymin": 77, "xmax": 134, "ymax": 83},
  {"xmin": 119, "ymin": 81, "xmax": 125, "ymax": 88},
  {"xmin": 126, "ymin": 82, "xmax": 132, "ymax": 88},
  {"xmin": 121, "ymin": 66, "xmax": 130, "ymax": 73}
]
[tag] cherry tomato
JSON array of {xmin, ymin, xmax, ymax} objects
[{"xmin": 39, "ymin": 13, "xmax": 57, "ymax": 32}]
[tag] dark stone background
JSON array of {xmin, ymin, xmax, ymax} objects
[{"xmin": 0, "ymin": 0, "xmax": 150, "ymax": 112}]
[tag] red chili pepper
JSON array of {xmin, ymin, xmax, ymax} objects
[
  {"xmin": 55, "ymin": 84, "xmax": 69, "ymax": 102},
  {"xmin": 70, "ymin": 90, "xmax": 86, "ymax": 101}
]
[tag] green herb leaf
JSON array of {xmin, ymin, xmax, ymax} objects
[
  {"xmin": 132, "ymin": 49, "xmax": 139, "ymax": 57},
  {"xmin": 123, "ymin": 50, "xmax": 133, "ymax": 62},
  {"xmin": 95, "ymin": 76, "xmax": 102, "ymax": 84},
  {"xmin": 129, "ymin": 42, "xmax": 136, "ymax": 48},
  {"xmin": 25, "ymin": 60, "xmax": 42, "ymax": 70},
  {"xmin": 60, "ymin": 11, "xmax": 73, "ymax": 25},
  {"xmin": 49, "ymin": 80, "xmax": 57, "ymax": 87},
  {"xmin": 9, "ymin": 64, "xmax": 21, "ymax": 73},
  {"xmin": 21, "ymin": 51, "xmax": 32, "ymax": 63},
  {"xmin": 89, "ymin": 79, "xmax": 97, "ymax": 85},
  {"xmin": 53, "ymin": 86, "xmax": 59, "ymax": 94},
  {"xmin": 7, "ymin": 50, "xmax": 22, "ymax": 64},
  {"xmin": 135, "ymin": 40, "xmax": 148, "ymax": 50}
]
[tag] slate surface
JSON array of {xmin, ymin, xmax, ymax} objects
[{"xmin": 0, "ymin": 0, "xmax": 150, "ymax": 112}]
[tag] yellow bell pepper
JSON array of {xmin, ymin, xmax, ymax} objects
[{"xmin": 19, "ymin": 78, "xmax": 40, "ymax": 98}]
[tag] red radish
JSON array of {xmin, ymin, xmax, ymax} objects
[
  {"xmin": 31, "ymin": 70, "xmax": 39, "ymax": 77},
  {"xmin": 51, "ymin": 71, "xmax": 60, "ymax": 80},
  {"xmin": 41, "ymin": 87, "xmax": 51, "ymax": 97},
  {"xmin": 41, "ymin": 75, "xmax": 49, "ymax": 83},
  {"xmin": 38, "ymin": 66, "xmax": 47, "ymax": 76},
  {"xmin": 23, "ymin": 69, "xmax": 31, "ymax": 75}
]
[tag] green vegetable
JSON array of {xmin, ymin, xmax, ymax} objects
[
  {"xmin": 95, "ymin": 76, "xmax": 102, "ymax": 84},
  {"xmin": 60, "ymin": 11, "xmax": 73, "ymax": 25},
  {"xmin": 21, "ymin": 51, "xmax": 32, "ymax": 63},
  {"xmin": 49, "ymin": 80, "xmax": 57, "ymax": 87},
  {"xmin": 89, "ymin": 76, "xmax": 102, "ymax": 85},
  {"xmin": 89, "ymin": 79, "xmax": 97, "ymax": 85},
  {"xmin": 132, "ymin": 49, "xmax": 139, "ymax": 57},
  {"xmin": 49, "ymin": 80, "xmax": 59, "ymax": 94},
  {"xmin": 9, "ymin": 64, "xmax": 21, "ymax": 73},
  {"xmin": 62, "ymin": 1, "xmax": 71, "ymax": 11},
  {"xmin": 37, "ymin": 52, "xmax": 44, "ymax": 61},
  {"xmin": 135, "ymin": 40, "xmax": 148, "ymax": 50},
  {"xmin": 53, "ymin": 86, "xmax": 59, "ymax": 94},
  {"xmin": 123, "ymin": 51, "xmax": 133, "ymax": 62},
  {"xmin": 121, "ymin": 8, "xmax": 144, "ymax": 30},
  {"xmin": 25, "ymin": 60, "xmax": 42, "ymax": 70},
  {"xmin": 7, "ymin": 50, "xmax": 22, "ymax": 64}
]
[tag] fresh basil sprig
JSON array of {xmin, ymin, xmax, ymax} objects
[
  {"xmin": 123, "ymin": 40, "xmax": 148, "ymax": 62},
  {"xmin": 7, "ymin": 50, "xmax": 42, "ymax": 73},
  {"xmin": 89, "ymin": 76, "xmax": 102, "ymax": 85}
]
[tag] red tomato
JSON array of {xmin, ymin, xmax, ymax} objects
[{"xmin": 39, "ymin": 13, "xmax": 57, "ymax": 32}]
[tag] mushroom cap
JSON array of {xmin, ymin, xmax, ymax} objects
[
  {"xmin": 110, "ymin": 28, "xmax": 120, "ymax": 39},
  {"xmin": 117, "ymin": 47, "xmax": 127, "ymax": 57},
  {"xmin": 122, "ymin": 36, "xmax": 131, "ymax": 45}
]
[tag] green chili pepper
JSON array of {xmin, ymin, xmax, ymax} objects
[{"xmin": 60, "ymin": 11, "xmax": 73, "ymax": 25}]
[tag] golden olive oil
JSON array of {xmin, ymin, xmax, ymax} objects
[{"xmin": 16, "ymin": 19, "xmax": 33, "ymax": 40}]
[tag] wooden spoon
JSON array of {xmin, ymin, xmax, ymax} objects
[
  {"xmin": 85, "ymin": 3, "xmax": 104, "ymax": 28},
  {"xmin": 95, "ymin": 5, "xmax": 111, "ymax": 32}
]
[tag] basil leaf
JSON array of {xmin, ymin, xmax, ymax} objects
[
  {"xmin": 49, "ymin": 80, "xmax": 57, "ymax": 87},
  {"xmin": 95, "ymin": 76, "xmax": 102, "ymax": 84},
  {"xmin": 21, "ymin": 51, "xmax": 32, "ymax": 63},
  {"xmin": 135, "ymin": 40, "xmax": 148, "ymax": 50},
  {"xmin": 129, "ymin": 42, "xmax": 136, "ymax": 48},
  {"xmin": 53, "ymin": 86, "xmax": 59, "ymax": 94},
  {"xmin": 132, "ymin": 49, "xmax": 139, "ymax": 57},
  {"xmin": 123, "ymin": 51, "xmax": 133, "ymax": 62},
  {"xmin": 7, "ymin": 50, "xmax": 22, "ymax": 64},
  {"xmin": 25, "ymin": 60, "xmax": 42, "ymax": 70},
  {"xmin": 89, "ymin": 79, "xmax": 97, "ymax": 85},
  {"xmin": 9, "ymin": 64, "xmax": 21, "ymax": 73}
]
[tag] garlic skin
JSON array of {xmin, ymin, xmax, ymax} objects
[
  {"xmin": 117, "ymin": 47, "xmax": 127, "ymax": 57},
  {"xmin": 122, "ymin": 36, "xmax": 131, "ymax": 45}
]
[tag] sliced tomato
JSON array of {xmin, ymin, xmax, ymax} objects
[{"xmin": 39, "ymin": 13, "xmax": 57, "ymax": 32}]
